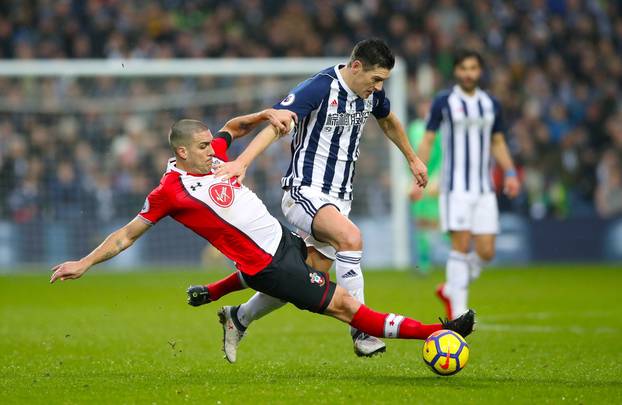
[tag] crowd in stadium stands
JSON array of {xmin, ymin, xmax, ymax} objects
[{"xmin": 1, "ymin": 0, "xmax": 621, "ymax": 227}]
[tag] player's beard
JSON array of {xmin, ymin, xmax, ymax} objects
[{"xmin": 458, "ymin": 77, "xmax": 478, "ymax": 93}]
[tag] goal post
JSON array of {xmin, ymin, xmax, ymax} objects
[{"xmin": 0, "ymin": 58, "xmax": 410, "ymax": 269}]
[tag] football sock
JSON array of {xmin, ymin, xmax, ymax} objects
[
  {"xmin": 335, "ymin": 251, "xmax": 364, "ymax": 303},
  {"xmin": 467, "ymin": 251, "xmax": 487, "ymax": 281},
  {"xmin": 230, "ymin": 305, "xmax": 247, "ymax": 332},
  {"xmin": 206, "ymin": 271, "xmax": 246, "ymax": 301},
  {"xmin": 445, "ymin": 250, "xmax": 470, "ymax": 319},
  {"xmin": 236, "ymin": 292, "xmax": 286, "ymax": 328},
  {"xmin": 336, "ymin": 251, "xmax": 365, "ymax": 337},
  {"xmin": 349, "ymin": 305, "xmax": 442, "ymax": 339}
]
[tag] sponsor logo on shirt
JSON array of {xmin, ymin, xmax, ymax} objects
[
  {"xmin": 325, "ymin": 111, "xmax": 370, "ymax": 127},
  {"xmin": 209, "ymin": 183, "xmax": 234, "ymax": 208}
]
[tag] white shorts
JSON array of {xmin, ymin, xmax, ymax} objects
[
  {"xmin": 439, "ymin": 192, "xmax": 499, "ymax": 235},
  {"xmin": 281, "ymin": 186, "xmax": 351, "ymax": 260}
]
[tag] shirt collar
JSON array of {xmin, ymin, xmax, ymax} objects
[
  {"xmin": 334, "ymin": 64, "xmax": 358, "ymax": 97},
  {"xmin": 453, "ymin": 84, "xmax": 481, "ymax": 100},
  {"xmin": 166, "ymin": 158, "xmax": 212, "ymax": 177}
]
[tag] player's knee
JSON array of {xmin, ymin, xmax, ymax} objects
[
  {"xmin": 451, "ymin": 232, "xmax": 471, "ymax": 253},
  {"xmin": 325, "ymin": 286, "xmax": 359, "ymax": 323},
  {"xmin": 477, "ymin": 246, "xmax": 495, "ymax": 262},
  {"xmin": 336, "ymin": 225, "xmax": 362, "ymax": 251}
]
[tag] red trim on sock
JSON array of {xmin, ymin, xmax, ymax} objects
[
  {"xmin": 206, "ymin": 271, "xmax": 245, "ymax": 301},
  {"xmin": 350, "ymin": 305, "xmax": 442, "ymax": 340}
]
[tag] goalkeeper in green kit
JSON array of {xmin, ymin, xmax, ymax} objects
[{"xmin": 408, "ymin": 100, "xmax": 442, "ymax": 272}]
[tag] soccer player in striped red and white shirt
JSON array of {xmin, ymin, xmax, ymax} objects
[
  {"xmin": 418, "ymin": 50, "xmax": 521, "ymax": 319},
  {"xmin": 50, "ymin": 113, "xmax": 474, "ymax": 363}
]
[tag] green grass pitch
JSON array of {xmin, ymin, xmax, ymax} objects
[{"xmin": 1, "ymin": 265, "xmax": 621, "ymax": 404}]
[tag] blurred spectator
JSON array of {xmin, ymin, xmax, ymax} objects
[
  {"xmin": 595, "ymin": 151, "xmax": 622, "ymax": 218},
  {"xmin": 48, "ymin": 161, "xmax": 92, "ymax": 222}
]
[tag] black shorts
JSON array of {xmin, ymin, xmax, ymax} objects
[{"xmin": 241, "ymin": 225, "xmax": 336, "ymax": 313}]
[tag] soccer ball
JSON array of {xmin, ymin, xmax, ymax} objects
[{"xmin": 422, "ymin": 329, "xmax": 469, "ymax": 376}]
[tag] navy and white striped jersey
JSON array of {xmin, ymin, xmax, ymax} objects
[
  {"xmin": 426, "ymin": 85, "xmax": 505, "ymax": 195},
  {"xmin": 273, "ymin": 64, "xmax": 391, "ymax": 200}
]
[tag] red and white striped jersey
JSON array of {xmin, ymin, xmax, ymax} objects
[{"xmin": 138, "ymin": 133, "xmax": 283, "ymax": 275}]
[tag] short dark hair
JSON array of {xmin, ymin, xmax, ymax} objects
[
  {"xmin": 349, "ymin": 38, "xmax": 395, "ymax": 70},
  {"xmin": 169, "ymin": 119, "xmax": 209, "ymax": 153},
  {"xmin": 453, "ymin": 49, "xmax": 484, "ymax": 68}
]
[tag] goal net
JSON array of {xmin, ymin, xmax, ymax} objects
[{"xmin": 0, "ymin": 58, "xmax": 409, "ymax": 271}]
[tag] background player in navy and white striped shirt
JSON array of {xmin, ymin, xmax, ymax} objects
[
  {"xmin": 215, "ymin": 39, "xmax": 428, "ymax": 357},
  {"xmin": 417, "ymin": 49, "xmax": 521, "ymax": 319}
]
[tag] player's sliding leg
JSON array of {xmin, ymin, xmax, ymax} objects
[
  {"xmin": 437, "ymin": 231, "xmax": 472, "ymax": 319},
  {"xmin": 469, "ymin": 234, "xmax": 496, "ymax": 281},
  {"xmin": 217, "ymin": 247, "xmax": 329, "ymax": 327},
  {"xmin": 325, "ymin": 286, "xmax": 476, "ymax": 339},
  {"xmin": 186, "ymin": 271, "xmax": 247, "ymax": 306},
  {"xmin": 216, "ymin": 293, "xmax": 286, "ymax": 363},
  {"xmin": 209, "ymin": 252, "xmax": 327, "ymax": 362}
]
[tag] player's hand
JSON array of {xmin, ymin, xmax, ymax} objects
[
  {"xmin": 50, "ymin": 260, "xmax": 90, "ymax": 284},
  {"xmin": 214, "ymin": 159, "xmax": 248, "ymax": 184},
  {"xmin": 409, "ymin": 182, "xmax": 424, "ymax": 202},
  {"xmin": 409, "ymin": 157, "xmax": 428, "ymax": 188},
  {"xmin": 504, "ymin": 175, "xmax": 521, "ymax": 199},
  {"xmin": 262, "ymin": 108, "xmax": 297, "ymax": 136}
]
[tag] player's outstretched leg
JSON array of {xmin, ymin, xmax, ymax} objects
[
  {"xmin": 187, "ymin": 271, "xmax": 246, "ymax": 306},
  {"xmin": 217, "ymin": 306, "xmax": 246, "ymax": 363},
  {"xmin": 325, "ymin": 286, "xmax": 476, "ymax": 340},
  {"xmin": 214, "ymin": 293, "xmax": 286, "ymax": 363},
  {"xmin": 312, "ymin": 206, "xmax": 386, "ymax": 357}
]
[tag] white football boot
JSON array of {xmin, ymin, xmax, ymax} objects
[
  {"xmin": 353, "ymin": 332, "xmax": 386, "ymax": 357},
  {"xmin": 217, "ymin": 306, "xmax": 246, "ymax": 363}
]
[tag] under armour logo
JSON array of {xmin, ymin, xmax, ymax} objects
[{"xmin": 190, "ymin": 182, "xmax": 202, "ymax": 191}]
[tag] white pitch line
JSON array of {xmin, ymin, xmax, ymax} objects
[{"xmin": 477, "ymin": 323, "xmax": 619, "ymax": 335}]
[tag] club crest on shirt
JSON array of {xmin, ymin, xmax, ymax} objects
[
  {"xmin": 280, "ymin": 93, "xmax": 295, "ymax": 106},
  {"xmin": 209, "ymin": 183, "xmax": 235, "ymax": 208}
]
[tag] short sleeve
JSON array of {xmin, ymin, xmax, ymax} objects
[
  {"xmin": 425, "ymin": 93, "xmax": 447, "ymax": 131},
  {"xmin": 138, "ymin": 185, "xmax": 171, "ymax": 225},
  {"xmin": 371, "ymin": 88, "xmax": 391, "ymax": 119},
  {"xmin": 273, "ymin": 74, "xmax": 331, "ymax": 119},
  {"xmin": 491, "ymin": 98, "xmax": 505, "ymax": 134},
  {"xmin": 212, "ymin": 131, "xmax": 231, "ymax": 161}
]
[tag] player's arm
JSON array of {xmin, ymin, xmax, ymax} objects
[
  {"xmin": 220, "ymin": 108, "xmax": 297, "ymax": 140},
  {"xmin": 416, "ymin": 131, "xmax": 437, "ymax": 166},
  {"xmin": 491, "ymin": 133, "xmax": 521, "ymax": 198},
  {"xmin": 50, "ymin": 217, "xmax": 151, "ymax": 283},
  {"xmin": 214, "ymin": 123, "xmax": 286, "ymax": 183},
  {"xmin": 409, "ymin": 130, "xmax": 438, "ymax": 201},
  {"xmin": 377, "ymin": 112, "xmax": 428, "ymax": 188}
]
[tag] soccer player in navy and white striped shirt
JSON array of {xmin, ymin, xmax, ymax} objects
[
  {"xmin": 418, "ymin": 49, "xmax": 521, "ymax": 319},
  {"xmin": 215, "ymin": 39, "xmax": 428, "ymax": 357}
]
